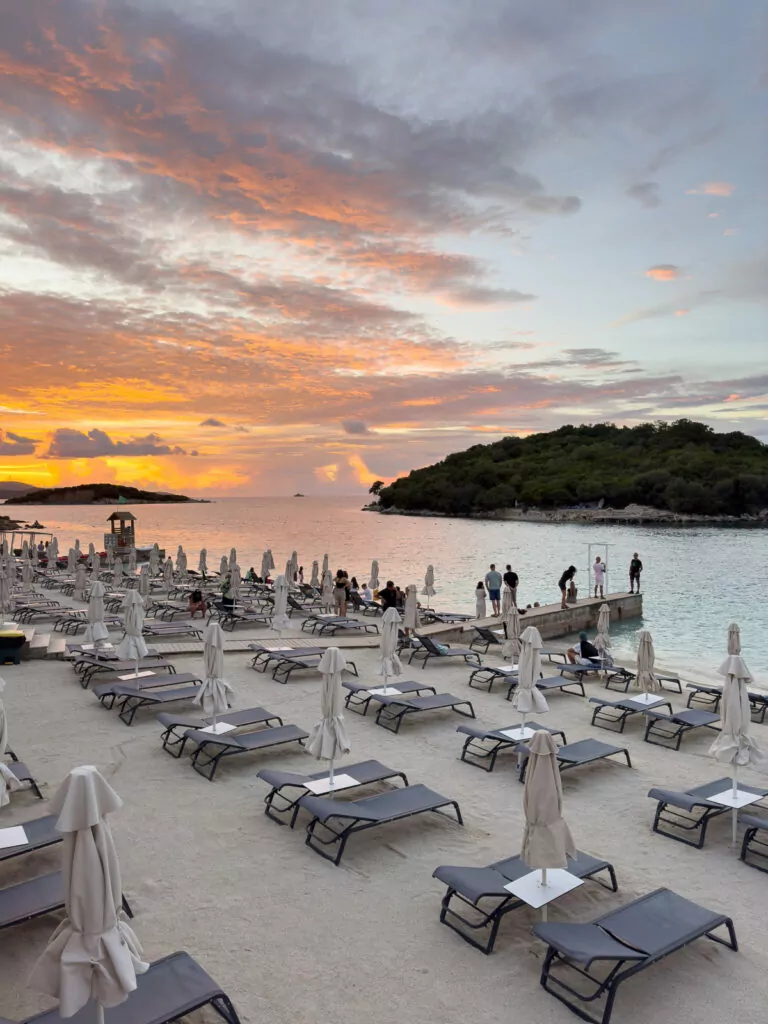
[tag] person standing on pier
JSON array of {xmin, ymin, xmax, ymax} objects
[
  {"xmin": 593, "ymin": 555, "xmax": 606, "ymax": 599},
  {"xmin": 503, "ymin": 564, "xmax": 519, "ymax": 606},
  {"xmin": 558, "ymin": 565, "xmax": 577, "ymax": 609},
  {"xmin": 484, "ymin": 563, "xmax": 503, "ymax": 615},
  {"xmin": 629, "ymin": 552, "xmax": 643, "ymax": 593}
]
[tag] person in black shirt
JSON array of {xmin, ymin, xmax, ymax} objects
[
  {"xmin": 629, "ymin": 552, "xmax": 643, "ymax": 593},
  {"xmin": 558, "ymin": 565, "xmax": 577, "ymax": 609},
  {"xmin": 503, "ymin": 565, "xmax": 519, "ymax": 605},
  {"xmin": 378, "ymin": 580, "xmax": 398, "ymax": 611},
  {"xmin": 568, "ymin": 631, "xmax": 600, "ymax": 663}
]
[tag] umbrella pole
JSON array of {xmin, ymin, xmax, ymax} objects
[
  {"xmin": 732, "ymin": 765, "xmax": 738, "ymax": 846},
  {"xmin": 540, "ymin": 868, "xmax": 548, "ymax": 921},
  {"xmin": 96, "ymin": 1003, "xmax": 104, "ymax": 1024},
  {"xmin": 328, "ymin": 758, "xmax": 335, "ymax": 790},
  {"xmin": 134, "ymin": 656, "xmax": 139, "ymax": 678}
]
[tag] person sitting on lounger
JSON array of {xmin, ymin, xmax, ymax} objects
[
  {"xmin": 220, "ymin": 572, "xmax": 234, "ymax": 608},
  {"xmin": 378, "ymin": 580, "xmax": 398, "ymax": 610},
  {"xmin": 567, "ymin": 631, "xmax": 600, "ymax": 664},
  {"xmin": 188, "ymin": 589, "xmax": 207, "ymax": 619},
  {"xmin": 361, "ymin": 583, "xmax": 373, "ymax": 601}
]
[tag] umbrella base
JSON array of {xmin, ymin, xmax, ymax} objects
[{"xmin": 503, "ymin": 869, "xmax": 583, "ymax": 909}]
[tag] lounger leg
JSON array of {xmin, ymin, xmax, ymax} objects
[{"xmin": 210, "ymin": 993, "xmax": 243, "ymax": 1024}]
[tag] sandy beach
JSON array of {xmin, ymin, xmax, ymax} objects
[{"xmin": 2, "ymin": 613, "xmax": 768, "ymax": 1024}]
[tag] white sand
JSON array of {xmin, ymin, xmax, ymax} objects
[{"xmin": 2, "ymin": 628, "xmax": 768, "ymax": 1024}]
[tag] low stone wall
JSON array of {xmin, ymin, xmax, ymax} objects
[{"xmin": 422, "ymin": 592, "xmax": 643, "ymax": 644}]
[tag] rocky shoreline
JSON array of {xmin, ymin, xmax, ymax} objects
[{"xmin": 364, "ymin": 501, "xmax": 768, "ymax": 527}]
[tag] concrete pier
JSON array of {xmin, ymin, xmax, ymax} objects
[{"xmin": 423, "ymin": 591, "xmax": 643, "ymax": 644}]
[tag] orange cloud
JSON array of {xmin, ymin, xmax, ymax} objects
[
  {"xmin": 675, "ymin": 309, "xmax": 690, "ymax": 317},
  {"xmin": 686, "ymin": 182, "xmax": 735, "ymax": 197},
  {"xmin": 315, "ymin": 463, "xmax": 338, "ymax": 482},
  {"xmin": 645, "ymin": 265, "xmax": 679, "ymax": 281}
]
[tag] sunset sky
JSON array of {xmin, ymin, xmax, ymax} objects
[{"xmin": 0, "ymin": 1, "xmax": 765, "ymax": 496}]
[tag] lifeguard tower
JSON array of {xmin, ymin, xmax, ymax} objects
[{"xmin": 105, "ymin": 510, "xmax": 136, "ymax": 559}]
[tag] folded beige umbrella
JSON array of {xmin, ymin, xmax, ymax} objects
[
  {"xmin": 595, "ymin": 602, "xmax": 611, "ymax": 655},
  {"xmin": 0, "ymin": 677, "xmax": 21, "ymax": 809},
  {"xmin": 403, "ymin": 584, "xmax": 420, "ymax": 632},
  {"xmin": 272, "ymin": 574, "xmax": 291, "ymax": 632},
  {"xmin": 30, "ymin": 766, "xmax": 148, "ymax": 1021},
  {"xmin": 421, "ymin": 564, "xmax": 435, "ymax": 608},
  {"xmin": 377, "ymin": 606, "xmax": 403, "ymax": 685},
  {"xmin": 321, "ymin": 570, "xmax": 334, "ymax": 612},
  {"xmin": 138, "ymin": 564, "xmax": 150, "ymax": 605},
  {"xmin": 195, "ymin": 622, "xmax": 234, "ymax": 729},
  {"xmin": 116, "ymin": 590, "xmax": 149, "ymax": 674},
  {"xmin": 74, "ymin": 565, "xmax": 88, "ymax": 602},
  {"xmin": 305, "ymin": 647, "xmax": 351, "ymax": 789},
  {"xmin": 512, "ymin": 626, "xmax": 548, "ymax": 734},
  {"xmin": 198, "ymin": 548, "xmax": 208, "ymax": 577},
  {"xmin": 634, "ymin": 629, "xmax": 659, "ymax": 694},
  {"xmin": 149, "ymin": 544, "xmax": 160, "ymax": 575},
  {"xmin": 84, "ymin": 581, "xmax": 109, "ymax": 645},
  {"xmin": 163, "ymin": 557, "xmax": 174, "ymax": 598},
  {"xmin": 710, "ymin": 623, "xmax": 768, "ymax": 842},
  {"xmin": 502, "ymin": 594, "xmax": 521, "ymax": 662},
  {"xmin": 112, "ymin": 557, "xmax": 123, "ymax": 587},
  {"xmin": 522, "ymin": 730, "xmax": 577, "ymax": 871}
]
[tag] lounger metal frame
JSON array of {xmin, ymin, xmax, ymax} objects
[
  {"xmin": 589, "ymin": 697, "xmax": 673, "ymax": 733},
  {"xmin": 535, "ymin": 888, "xmax": 737, "ymax": 1024},
  {"xmin": 374, "ymin": 694, "xmax": 475, "ymax": 734},
  {"xmin": 408, "ymin": 636, "xmax": 481, "ymax": 669},
  {"xmin": 189, "ymin": 725, "xmax": 308, "ymax": 781},
  {"xmin": 648, "ymin": 778, "xmax": 768, "ymax": 849},
  {"xmin": 740, "ymin": 814, "xmax": 768, "ymax": 872},
  {"xmin": 643, "ymin": 709, "xmax": 720, "ymax": 751},
  {"xmin": 519, "ymin": 739, "xmax": 631, "ymax": 784},
  {"xmin": 303, "ymin": 787, "xmax": 463, "ymax": 865},
  {"xmin": 342, "ymin": 680, "xmax": 436, "ymax": 715},
  {"xmin": 436, "ymin": 852, "xmax": 617, "ymax": 954},
  {"xmin": 458, "ymin": 722, "xmax": 567, "ymax": 773}
]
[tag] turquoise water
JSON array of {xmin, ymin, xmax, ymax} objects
[{"xmin": 6, "ymin": 496, "xmax": 765, "ymax": 677}]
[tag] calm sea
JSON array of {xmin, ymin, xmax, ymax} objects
[{"xmin": 6, "ymin": 496, "xmax": 765, "ymax": 677}]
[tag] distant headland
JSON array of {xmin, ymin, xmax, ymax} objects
[
  {"xmin": 4, "ymin": 483, "xmax": 208, "ymax": 505},
  {"xmin": 366, "ymin": 420, "xmax": 768, "ymax": 526}
]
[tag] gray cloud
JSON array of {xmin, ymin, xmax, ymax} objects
[
  {"xmin": 45, "ymin": 428, "xmax": 186, "ymax": 459},
  {"xmin": 626, "ymin": 182, "xmax": 661, "ymax": 208},
  {"xmin": 341, "ymin": 420, "xmax": 371, "ymax": 435},
  {"xmin": 0, "ymin": 429, "xmax": 36, "ymax": 455}
]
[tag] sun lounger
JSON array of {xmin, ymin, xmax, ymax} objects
[
  {"xmin": 156, "ymin": 706, "xmax": 283, "ymax": 757},
  {"xmin": 0, "ymin": 815, "xmax": 59, "ymax": 863},
  {"xmin": 348, "ymin": 592, "xmax": 383, "ymax": 616},
  {"xmin": 93, "ymin": 672, "xmax": 198, "ymax": 709},
  {"xmin": 249, "ymin": 644, "xmax": 324, "ymax": 671},
  {"xmin": 314, "ymin": 617, "xmax": 379, "ymax": 637},
  {"xmin": 0, "ymin": 872, "xmax": 132, "ymax": 932},
  {"xmin": 213, "ymin": 604, "xmax": 273, "ymax": 631},
  {"xmin": 740, "ymin": 814, "xmax": 768, "ymax": 871},
  {"xmin": 342, "ymin": 679, "xmax": 437, "ymax": 715},
  {"xmin": 110, "ymin": 677, "xmax": 204, "ymax": 726},
  {"xmin": 686, "ymin": 682, "xmax": 768, "ymax": 723},
  {"xmin": 0, "ymin": 950, "xmax": 242, "ymax": 1024},
  {"xmin": 4, "ymin": 757, "xmax": 43, "ymax": 800},
  {"xmin": 374, "ymin": 693, "xmax": 475, "ymax": 733},
  {"xmin": 540, "ymin": 648, "xmax": 569, "ymax": 664},
  {"xmin": 53, "ymin": 613, "xmax": 122, "ymax": 636},
  {"xmin": 300, "ymin": 783, "xmax": 463, "ymax": 865},
  {"xmin": 467, "ymin": 665, "xmax": 519, "ymax": 692},
  {"xmin": 258, "ymin": 759, "xmax": 410, "ymax": 826},
  {"xmin": 534, "ymin": 887, "xmax": 737, "ymax": 1024},
  {"xmin": 603, "ymin": 667, "xmax": 682, "ymax": 694},
  {"xmin": 648, "ymin": 777, "xmax": 768, "ymax": 848},
  {"xmin": 505, "ymin": 674, "xmax": 586, "ymax": 701},
  {"xmin": 643, "ymin": 708, "xmax": 720, "ymax": 750},
  {"xmin": 76, "ymin": 657, "xmax": 176, "ymax": 688},
  {"xmin": 469, "ymin": 626, "xmax": 504, "ymax": 653},
  {"xmin": 420, "ymin": 611, "xmax": 474, "ymax": 624},
  {"xmin": 142, "ymin": 621, "xmax": 203, "ymax": 640},
  {"xmin": 187, "ymin": 723, "xmax": 309, "ymax": 780},
  {"xmin": 590, "ymin": 695, "xmax": 673, "ymax": 733},
  {"xmin": 408, "ymin": 635, "xmax": 482, "ymax": 669},
  {"xmin": 434, "ymin": 850, "xmax": 617, "ymax": 954},
  {"xmin": 457, "ymin": 721, "xmax": 567, "ymax": 772},
  {"xmin": 519, "ymin": 738, "xmax": 631, "ymax": 784},
  {"xmin": 271, "ymin": 653, "xmax": 358, "ymax": 684}
]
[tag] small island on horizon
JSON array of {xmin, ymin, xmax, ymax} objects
[{"xmin": 4, "ymin": 482, "xmax": 207, "ymax": 506}]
